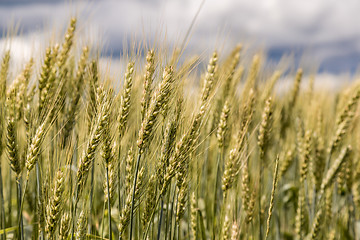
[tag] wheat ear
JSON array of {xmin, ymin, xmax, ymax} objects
[
  {"xmin": 141, "ymin": 50, "xmax": 156, "ymax": 120},
  {"xmin": 45, "ymin": 169, "xmax": 65, "ymax": 239},
  {"xmin": 319, "ymin": 145, "xmax": 352, "ymax": 199},
  {"xmin": 265, "ymin": 155, "xmax": 279, "ymax": 239}
]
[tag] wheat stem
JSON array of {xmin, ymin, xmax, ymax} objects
[
  {"xmin": 129, "ymin": 151, "xmax": 141, "ymax": 240},
  {"xmin": 105, "ymin": 165, "xmax": 112, "ymax": 240}
]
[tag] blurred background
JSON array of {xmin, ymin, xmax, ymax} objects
[{"xmin": 0, "ymin": 0, "xmax": 359, "ymax": 78}]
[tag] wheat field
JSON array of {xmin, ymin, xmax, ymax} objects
[{"xmin": 0, "ymin": 17, "xmax": 359, "ymax": 240}]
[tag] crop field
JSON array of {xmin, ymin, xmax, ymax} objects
[{"xmin": 0, "ymin": 18, "xmax": 359, "ymax": 240}]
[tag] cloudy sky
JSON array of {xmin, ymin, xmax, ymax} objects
[{"xmin": 0, "ymin": 0, "xmax": 359, "ymax": 74}]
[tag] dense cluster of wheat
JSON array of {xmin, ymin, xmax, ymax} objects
[{"xmin": 0, "ymin": 18, "xmax": 360, "ymax": 240}]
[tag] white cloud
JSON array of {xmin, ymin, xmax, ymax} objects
[
  {"xmin": 0, "ymin": 0, "xmax": 359, "ymax": 73},
  {"xmin": 0, "ymin": 33, "xmax": 44, "ymax": 75}
]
